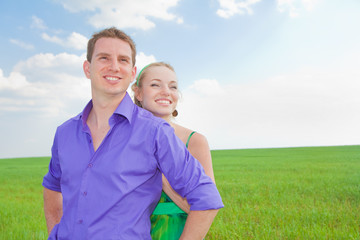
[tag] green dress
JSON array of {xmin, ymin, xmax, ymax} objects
[{"xmin": 150, "ymin": 131, "xmax": 196, "ymax": 239}]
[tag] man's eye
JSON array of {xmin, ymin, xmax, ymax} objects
[
  {"xmin": 121, "ymin": 59, "xmax": 128, "ymax": 62},
  {"xmin": 171, "ymin": 86, "xmax": 177, "ymax": 90}
]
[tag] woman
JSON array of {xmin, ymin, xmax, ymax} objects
[{"xmin": 132, "ymin": 62, "xmax": 216, "ymax": 239}]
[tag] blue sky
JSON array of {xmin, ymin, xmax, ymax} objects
[{"xmin": 1, "ymin": 0, "xmax": 360, "ymax": 158}]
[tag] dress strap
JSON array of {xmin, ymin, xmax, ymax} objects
[
  {"xmin": 152, "ymin": 202, "xmax": 186, "ymax": 215},
  {"xmin": 186, "ymin": 131, "xmax": 196, "ymax": 148}
]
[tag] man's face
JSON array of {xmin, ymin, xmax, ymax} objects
[{"xmin": 83, "ymin": 37, "xmax": 136, "ymax": 99}]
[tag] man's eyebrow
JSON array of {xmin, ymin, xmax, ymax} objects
[
  {"xmin": 94, "ymin": 53, "xmax": 131, "ymax": 60},
  {"xmin": 95, "ymin": 52, "xmax": 110, "ymax": 57},
  {"xmin": 118, "ymin": 55, "xmax": 131, "ymax": 59}
]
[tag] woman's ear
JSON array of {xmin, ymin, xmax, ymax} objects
[{"xmin": 135, "ymin": 88, "xmax": 143, "ymax": 102}]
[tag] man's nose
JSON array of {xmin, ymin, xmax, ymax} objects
[{"xmin": 109, "ymin": 59, "xmax": 120, "ymax": 71}]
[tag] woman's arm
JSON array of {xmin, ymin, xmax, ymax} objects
[
  {"xmin": 162, "ymin": 175, "xmax": 190, "ymax": 213},
  {"xmin": 187, "ymin": 133, "xmax": 215, "ymax": 183}
]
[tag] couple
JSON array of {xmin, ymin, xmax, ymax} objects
[{"xmin": 42, "ymin": 27, "xmax": 223, "ymax": 240}]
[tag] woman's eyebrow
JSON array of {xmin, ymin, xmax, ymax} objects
[{"xmin": 150, "ymin": 79, "xmax": 177, "ymax": 84}]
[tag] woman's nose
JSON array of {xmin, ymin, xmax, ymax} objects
[{"xmin": 160, "ymin": 86, "xmax": 170, "ymax": 95}]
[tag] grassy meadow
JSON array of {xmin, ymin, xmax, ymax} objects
[{"xmin": 0, "ymin": 145, "xmax": 359, "ymax": 239}]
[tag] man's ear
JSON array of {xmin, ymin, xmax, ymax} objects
[
  {"xmin": 83, "ymin": 60, "xmax": 91, "ymax": 79},
  {"xmin": 132, "ymin": 66, "xmax": 137, "ymax": 82}
]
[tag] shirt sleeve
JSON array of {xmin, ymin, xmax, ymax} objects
[
  {"xmin": 154, "ymin": 122, "xmax": 224, "ymax": 211},
  {"xmin": 42, "ymin": 128, "xmax": 62, "ymax": 192}
]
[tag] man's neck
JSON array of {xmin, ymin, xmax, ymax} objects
[
  {"xmin": 88, "ymin": 92, "xmax": 126, "ymax": 129},
  {"xmin": 86, "ymin": 92, "xmax": 126, "ymax": 151}
]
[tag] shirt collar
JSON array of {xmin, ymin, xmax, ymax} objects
[
  {"xmin": 79, "ymin": 92, "xmax": 135, "ymax": 127},
  {"xmin": 113, "ymin": 92, "xmax": 134, "ymax": 124}
]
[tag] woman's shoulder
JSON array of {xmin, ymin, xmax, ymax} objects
[
  {"xmin": 172, "ymin": 123, "xmax": 209, "ymax": 148},
  {"xmin": 187, "ymin": 131, "xmax": 209, "ymax": 150}
]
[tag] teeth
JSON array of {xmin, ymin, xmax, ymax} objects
[
  {"xmin": 157, "ymin": 100, "xmax": 170, "ymax": 104},
  {"xmin": 106, "ymin": 76, "xmax": 119, "ymax": 81}
]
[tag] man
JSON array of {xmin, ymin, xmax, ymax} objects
[{"xmin": 43, "ymin": 27, "xmax": 223, "ymax": 239}]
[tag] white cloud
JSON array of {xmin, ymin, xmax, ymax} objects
[
  {"xmin": 216, "ymin": 0, "xmax": 319, "ymax": 18},
  {"xmin": 31, "ymin": 15, "xmax": 47, "ymax": 30},
  {"xmin": 0, "ymin": 69, "xmax": 30, "ymax": 90},
  {"xmin": 176, "ymin": 70, "xmax": 360, "ymax": 150},
  {"xmin": 9, "ymin": 39, "xmax": 34, "ymax": 50},
  {"xmin": 135, "ymin": 52, "xmax": 157, "ymax": 72},
  {"xmin": 0, "ymin": 68, "xmax": 65, "ymax": 115},
  {"xmin": 176, "ymin": 17, "xmax": 184, "ymax": 24},
  {"xmin": 1, "ymin": 52, "xmax": 90, "ymax": 118},
  {"xmin": 42, "ymin": 32, "xmax": 88, "ymax": 50},
  {"xmin": 277, "ymin": 0, "xmax": 319, "ymax": 17},
  {"xmin": 55, "ymin": 0, "xmax": 182, "ymax": 30},
  {"xmin": 41, "ymin": 33, "xmax": 62, "ymax": 45},
  {"xmin": 14, "ymin": 52, "xmax": 86, "ymax": 83},
  {"xmin": 216, "ymin": 0, "xmax": 262, "ymax": 18},
  {"xmin": 302, "ymin": 0, "xmax": 318, "ymax": 11},
  {"xmin": 189, "ymin": 79, "xmax": 225, "ymax": 96}
]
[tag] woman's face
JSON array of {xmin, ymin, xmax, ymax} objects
[{"xmin": 136, "ymin": 66, "xmax": 179, "ymax": 120}]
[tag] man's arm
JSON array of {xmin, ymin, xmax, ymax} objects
[
  {"xmin": 43, "ymin": 187, "xmax": 63, "ymax": 235},
  {"xmin": 180, "ymin": 209, "xmax": 219, "ymax": 240}
]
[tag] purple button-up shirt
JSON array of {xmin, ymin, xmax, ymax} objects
[{"xmin": 43, "ymin": 93, "xmax": 223, "ymax": 240}]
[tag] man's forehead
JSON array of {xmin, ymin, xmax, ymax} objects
[{"xmin": 94, "ymin": 37, "xmax": 132, "ymax": 54}]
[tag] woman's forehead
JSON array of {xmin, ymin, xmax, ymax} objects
[{"xmin": 146, "ymin": 66, "xmax": 177, "ymax": 82}]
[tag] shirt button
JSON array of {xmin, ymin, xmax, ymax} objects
[
  {"xmin": 78, "ymin": 220, "xmax": 83, "ymax": 224},
  {"xmin": 88, "ymin": 163, "xmax": 93, "ymax": 168},
  {"xmin": 83, "ymin": 191, "xmax": 87, "ymax": 196}
]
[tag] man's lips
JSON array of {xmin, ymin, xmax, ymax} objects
[{"xmin": 104, "ymin": 76, "xmax": 121, "ymax": 81}]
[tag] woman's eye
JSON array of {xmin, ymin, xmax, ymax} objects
[{"xmin": 151, "ymin": 84, "xmax": 160, "ymax": 87}]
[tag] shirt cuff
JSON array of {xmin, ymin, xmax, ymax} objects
[
  {"xmin": 42, "ymin": 172, "xmax": 61, "ymax": 192},
  {"xmin": 186, "ymin": 182, "xmax": 224, "ymax": 211}
]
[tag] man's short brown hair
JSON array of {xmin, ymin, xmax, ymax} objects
[{"xmin": 87, "ymin": 27, "xmax": 136, "ymax": 66}]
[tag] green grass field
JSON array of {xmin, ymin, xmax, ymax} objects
[{"xmin": 0, "ymin": 146, "xmax": 359, "ymax": 239}]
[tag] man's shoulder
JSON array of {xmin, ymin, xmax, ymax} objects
[
  {"xmin": 132, "ymin": 105, "xmax": 166, "ymax": 127},
  {"xmin": 57, "ymin": 113, "xmax": 82, "ymax": 131}
]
